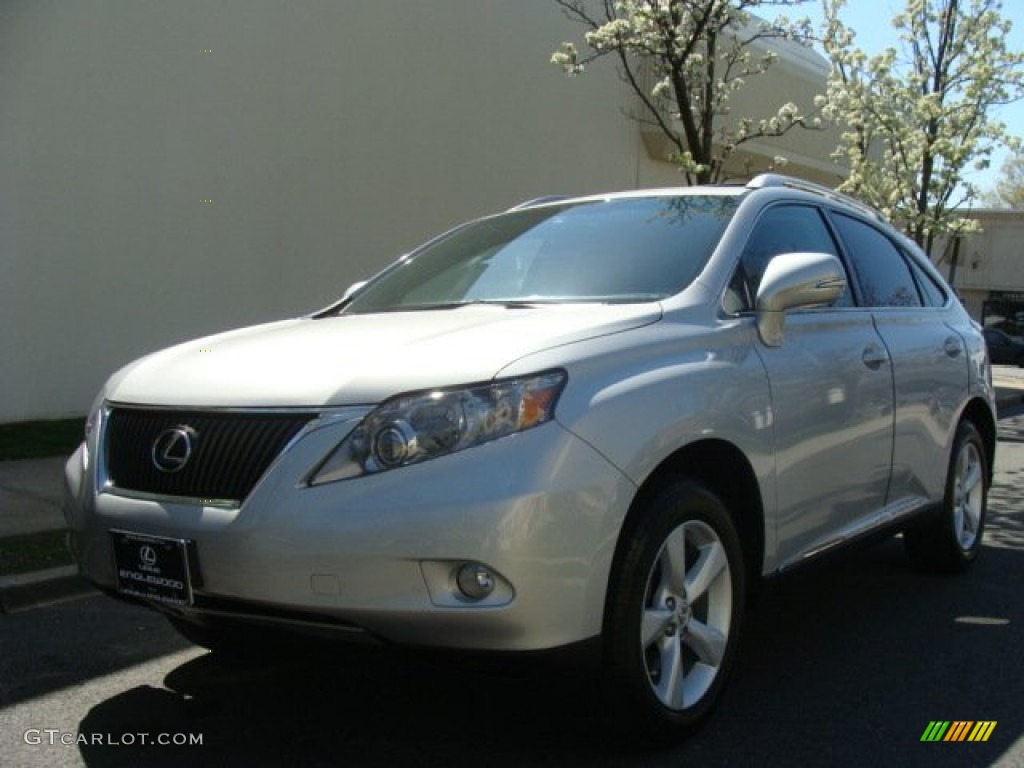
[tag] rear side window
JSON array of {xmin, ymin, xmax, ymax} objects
[
  {"xmin": 728, "ymin": 204, "xmax": 849, "ymax": 312},
  {"xmin": 831, "ymin": 214, "xmax": 922, "ymax": 308},
  {"xmin": 905, "ymin": 254, "xmax": 948, "ymax": 307}
]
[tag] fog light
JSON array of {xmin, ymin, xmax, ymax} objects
[{"xmin": 456, "ymin": 563, "xmax": 496, "ymax": 600}]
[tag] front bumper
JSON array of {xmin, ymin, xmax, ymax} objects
[{"xmin": 64, "ymin": 413, "xmax": 634, "ymax": 651}]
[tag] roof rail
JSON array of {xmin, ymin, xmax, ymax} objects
[
  {"xmin": 746, "ymin": 173, "xmax": 887, "ymax": 223},
  {"xmin": 506, "ymin": 195, "xmax": 569, "ymax": 211}
]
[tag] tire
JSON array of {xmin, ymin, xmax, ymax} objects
[
  {"xmin": 603, "ymin": 481, "xmax": 745, "ymax": 744},
  {"xmin": 904, "ymin": 420, "xmax": 988, "ymax": 573}
]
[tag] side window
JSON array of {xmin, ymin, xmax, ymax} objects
[
  {"xmin": 728, "ymin": 204, "xmax": 850, "ymax": 312},
  {"xmin": 905, "ymin": 253, "xmax": 948, "ymax": 308},
  {"xmin": 831, "ymin": 214, "xmax": 923, "ymax": 308}
]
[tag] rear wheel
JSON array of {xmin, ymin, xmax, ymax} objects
[
  {"xmin": 904, "ymin": 420, "xmax": 988, "ymax": 573},
  {"xmin": 604, "ymin": 481, "xmax": 745, "ymax": 744}
]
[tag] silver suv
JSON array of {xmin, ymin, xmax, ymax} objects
[{"xmin": 64, "ymin": 175, "xmax": 996, "ymax": 742}]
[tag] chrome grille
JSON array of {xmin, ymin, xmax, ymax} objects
[{"xmin": 104, "ymin": 408, "xmax": 315, "ymax": 502}]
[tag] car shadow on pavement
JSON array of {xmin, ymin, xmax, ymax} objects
[
  {"xmin": 76, "ymin": 535, "xmax": 1023, "ymax": 768},
  {"xmin": 997, "ymin": 420, "xmax": 1024, "ymax": 445},
  {"xmin": 989, "ymin": 415, "xmax": 1024, "ymax": 549},
  {"xmin": 0, "ymin": 595, "xmax": 194, "ymax": 711}
]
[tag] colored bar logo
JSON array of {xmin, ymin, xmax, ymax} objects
[{"xmin": 921, "ymin": 721, "xmax": 997, "ymax": 742}]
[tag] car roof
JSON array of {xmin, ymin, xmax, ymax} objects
[{"xmin": 512, "ymin": 174, "xmax": 888, "ymax": 225}]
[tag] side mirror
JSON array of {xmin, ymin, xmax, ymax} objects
[
  {"xmin": 756, "ymin": 252, "xmax": 846, "ymax": 347},
  {"xmin": 341, "ymin": 281, "xmax": 367, "ymax": 302}
]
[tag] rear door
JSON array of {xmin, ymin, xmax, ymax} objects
[{"xmin": 829, "ymin": 213, "xmax": 968, "ymax": 514}]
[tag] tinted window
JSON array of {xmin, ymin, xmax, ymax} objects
[
  {"xmin": 831, "ymin": 214, "xmax": 922, "ymax": 308},
  {"xmin": 728, "ymin": 204, "xmax": 849, "ymax": 312},
  {"xmin": 342, "ymin": 196, "xmax": 739, "ymax": 314},
  {"xmin": 905, "ymin": 253, "xmax": 948, "ymax": 307}
]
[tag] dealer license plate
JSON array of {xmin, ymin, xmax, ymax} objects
[{"xmin": 111, "ymin": 531, "xmax": 193, "ymax": 606}]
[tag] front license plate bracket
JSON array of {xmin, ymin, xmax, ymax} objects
[{"xmin": 111, "ymin": 530, "xmax": 194, "ymax": 606}]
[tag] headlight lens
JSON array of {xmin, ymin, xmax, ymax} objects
[{"xmin": 311, "ymin": 370, "xmax": 566, "ymax": 484}]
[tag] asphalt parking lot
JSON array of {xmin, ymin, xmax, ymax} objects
[{"xmin": 1, "ymin": 405, "xmax": 1022, "ymax": 767}]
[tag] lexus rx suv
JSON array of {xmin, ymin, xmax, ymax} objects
[{"xmin": 64, "ymin": 174, "xmax": 996, "ymax": 742}]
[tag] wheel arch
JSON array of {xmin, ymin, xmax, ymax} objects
[
  {"xmin": 960, "ymin": 397, "xmax": 996, "ymax": 484},
  {"xmin": 606, "ymin": 438, "xmax": 765, "ymax": 628}
]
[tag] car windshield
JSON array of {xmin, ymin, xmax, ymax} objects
[{"xmin": 340, "ymin": 195, "xmax": 739, "ymax": 314}]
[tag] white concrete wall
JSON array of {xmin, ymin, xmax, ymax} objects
[
  {"xmin": 0, "ymin": 0, "xmax": 683, "ymax": 422},
  {"xmin": 953, "ymin": 211, "xmax": 1024, "ymax": 294},
  {"xmin": 0, "ymin": 0, "xmax": 839, "ymax": 423},
  {"xmin": 926, "ymin": 210, "xmax": 1024, "ymax": 323}
]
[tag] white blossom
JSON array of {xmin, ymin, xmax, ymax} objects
[
  {"xmin": 820, "ymin": 0, "xmax": 1024, "ymax": 256},
  {"xmin": 551, "ymin": 0, "xmax": 821, "ymax": 184},
  {"xmin": 550, "ymin": 42, "xmax": 585, "ymax": 76}
]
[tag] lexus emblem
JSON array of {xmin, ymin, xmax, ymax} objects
[
  {"xmin": 139, "ymin": 544, "xmax": 158, "ymax": 567},
  {"xmin": 151, "ymin": 426, "xmax": 197, "ymax": 473}
]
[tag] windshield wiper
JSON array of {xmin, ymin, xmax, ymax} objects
[{"xmin": 375, "ymin": 300, "xmax": 547, "ymax": 312}]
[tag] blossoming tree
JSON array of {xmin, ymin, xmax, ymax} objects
[
  {"xmin": 821, "ymin": 0, "xmax": 1024, "ymax": 258},
  {"xmin": 551, "ymin": 0, "xmax": 821, "ymax": 184},
  {"xmin": 984, "ymin": 150, "xmax": 1024, "ymax": 209}
]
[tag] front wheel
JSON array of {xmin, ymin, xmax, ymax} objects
[
  {"xmin": 904, "ymin": 420, "xmax": 989, "ymax": 573},
  {"xmin": 603, "ymin": 481, "xmax": 745, "ymax": 744}
]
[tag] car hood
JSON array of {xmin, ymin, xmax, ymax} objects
[{"xmin": 104, "ymin": 304, "xmax": 661, "ymax": 408}]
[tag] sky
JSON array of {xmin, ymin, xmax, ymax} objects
[{"xmin": 794, "ymin": 0, "xmax": 1024, "ymax": 195}]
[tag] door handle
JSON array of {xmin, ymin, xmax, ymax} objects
[
  {"xmin": 943, "ymin": 336, "xmax": 963, "ymax": 358},
  {"xmin": 862, "ymin": 345, "xmax": 889, "ymax": 370}
]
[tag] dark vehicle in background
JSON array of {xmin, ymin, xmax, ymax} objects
[{"xmin": 983, "ymin": 328, "xmax": 1024, "ymax": 367}]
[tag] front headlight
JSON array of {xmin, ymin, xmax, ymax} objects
[{"xmin": 310, "ymin": 370, "xmax": 566, "ymax": 484}]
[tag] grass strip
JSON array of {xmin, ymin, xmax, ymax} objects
[
  {"xmin": 0, "ymin": 530, "xmax": 73, "ymax": 577},
  {"xmin": 0, "ymin": 418, "xmax": 85, "ymax": 461}
]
